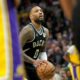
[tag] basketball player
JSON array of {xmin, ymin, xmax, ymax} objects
[
  {"xmin": 60, "ymin": 0, "xmax": 80, "ymax": 80},
  {"xmin": 19, "ymin": 6, "xmax": 49, "ymax": 80}
]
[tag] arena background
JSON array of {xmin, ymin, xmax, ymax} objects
[{"xmin": 0, "ymin": 0, "xmax": 76, "ymax": 80}]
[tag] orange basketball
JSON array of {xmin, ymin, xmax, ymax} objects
[{"xmin": 36, "ymin": 61, "xmax": 55, "ymax": 80}]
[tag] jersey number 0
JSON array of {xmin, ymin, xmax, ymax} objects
[{"xmin": 33, "ymin": 49, "xmax": 39, "ymax": 58}]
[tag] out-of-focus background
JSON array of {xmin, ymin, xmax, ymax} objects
[{"xmin": 17, "ymin": 0, "xmax": 73, "ymax": 79}]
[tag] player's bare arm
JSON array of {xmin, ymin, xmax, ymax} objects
[
  {"xmin": 14, "ymin": 0, "xmax": 20, "ymax": 8},
  {"xmin": 59, "ymin": 0, "xmax": 76, "ymax": 20},
  {"xmin": 43, "ymin": 27, "xmax": 49, "ymax": 49},
  {"xmin": 19, "ymin": 25, "xmax": 35, "ymax": 64},
  {"xmin": 44, "ymin": 27, "xmax": 49, "ymax": 40}
]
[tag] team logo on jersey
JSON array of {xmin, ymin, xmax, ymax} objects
[{"xmin": 43, "ymin": 33, "xmax": 46, "ymax": 37}]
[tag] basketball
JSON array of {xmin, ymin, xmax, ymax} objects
[{"xmin": 36, "ymin": 61, "xmax": 55, "ymax": 80}]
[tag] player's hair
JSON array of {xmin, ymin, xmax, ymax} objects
[
  {"xmin": 27, "ymin": 4, "xmax": 40, "ymax": 21},
  {"xmin": 28, "ymin": 4, "xmax": 39, "ymax": 15}
]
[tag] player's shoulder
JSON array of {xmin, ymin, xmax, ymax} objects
[
  {"xmin": 21, "ymin": 23, "xmax": 34, "ymax": 35},
  {"xmin": 43, "ymin": 27, "xmax": 49, "ymax": 33},
  {"xmin": 43, "ymin": 27, "xmax": 49, "ymax": 36},
  {"xmin": 22, "ymin": 23, "xmax": 33, "ymax": 32}
]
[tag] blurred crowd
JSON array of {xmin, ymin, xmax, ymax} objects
[{"xmin": 17, "ymin": 0, "xmax": 73, "ymax": 80}]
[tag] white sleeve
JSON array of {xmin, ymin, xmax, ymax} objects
[
  {"xmin": 67, "ymin": 45, "xmax": 75, "ymax": 54},
  {"xmin": 38, "ymin": 52, "xmax": 47, "ymax": 60}
]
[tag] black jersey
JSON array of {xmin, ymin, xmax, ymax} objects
[{"xmin": 23, "ymin": 23, "xmax": 47, "ymax": 60}]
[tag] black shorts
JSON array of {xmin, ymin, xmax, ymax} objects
[{"xmin": 24, "ymin": 62, "xmax": 40, "ymax": 80}]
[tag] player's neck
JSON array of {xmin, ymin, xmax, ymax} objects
[{"xmin": 31, "ymin": 21, "xmax": 42, "ymax": 30}]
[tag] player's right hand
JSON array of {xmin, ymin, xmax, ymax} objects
[{"xmin": 33, "ymin": 59, "xmax": 45, "ymax": 68}]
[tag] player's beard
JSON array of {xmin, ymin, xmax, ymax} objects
[{"xmin": 35, "ymin": 18, "xmax": 44, "ymax": 24}]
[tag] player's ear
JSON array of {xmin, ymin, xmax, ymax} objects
[{"xmin": 29, "ymin": 13, "xmax": 33, "ymax": 20}]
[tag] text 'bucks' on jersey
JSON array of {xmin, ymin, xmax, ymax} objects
[{"xmin": 23, "ymin": 23, "xmax": 47, "ymax": 59}]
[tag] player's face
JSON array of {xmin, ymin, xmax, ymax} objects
[{"xmin": 30, "ymin": 6, "xmax": 44, "ymax": 22}]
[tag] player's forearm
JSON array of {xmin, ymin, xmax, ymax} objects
[
  {"xmin": 22, "ymin": 52, "xmax": 35, "ymax": 64},
  {"xmin": 14, "ymin": 0, "xmax": 20, "ymax": 8},
  {"xmin": 60, "ymin": 0, "xmax": 73, "ymax": 20}
]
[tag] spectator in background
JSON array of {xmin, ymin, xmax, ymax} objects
[
  {"xmin": 54, "ymin": 46, "xmax": 64, "ymax": 66},
  {"xmin": 39, "ymin": 0, "xmax": 47, "ymax": 9},
  {"xmin": 48, "ymin": 41, "xmax": 65, "ymax": 66},
  {"xmin": 63, "ymin": 67, "xmax": 72, "ymax": 80},
  {"xmin": 48, "ymin": 41, "xmax": 57, "ymax": 64}
]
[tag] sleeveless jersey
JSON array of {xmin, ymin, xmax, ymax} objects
[{"xmin": 23, "ymin": 23, "xmax": 47, "ymax": 60}]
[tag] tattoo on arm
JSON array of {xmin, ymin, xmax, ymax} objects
[
  {"xmin": 19, "ymin": 27, "xmax": 34, "ymax": 47},
  {"xmin": 19, "ymin": 26, "xmax": 35, "ymax": 64}
]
